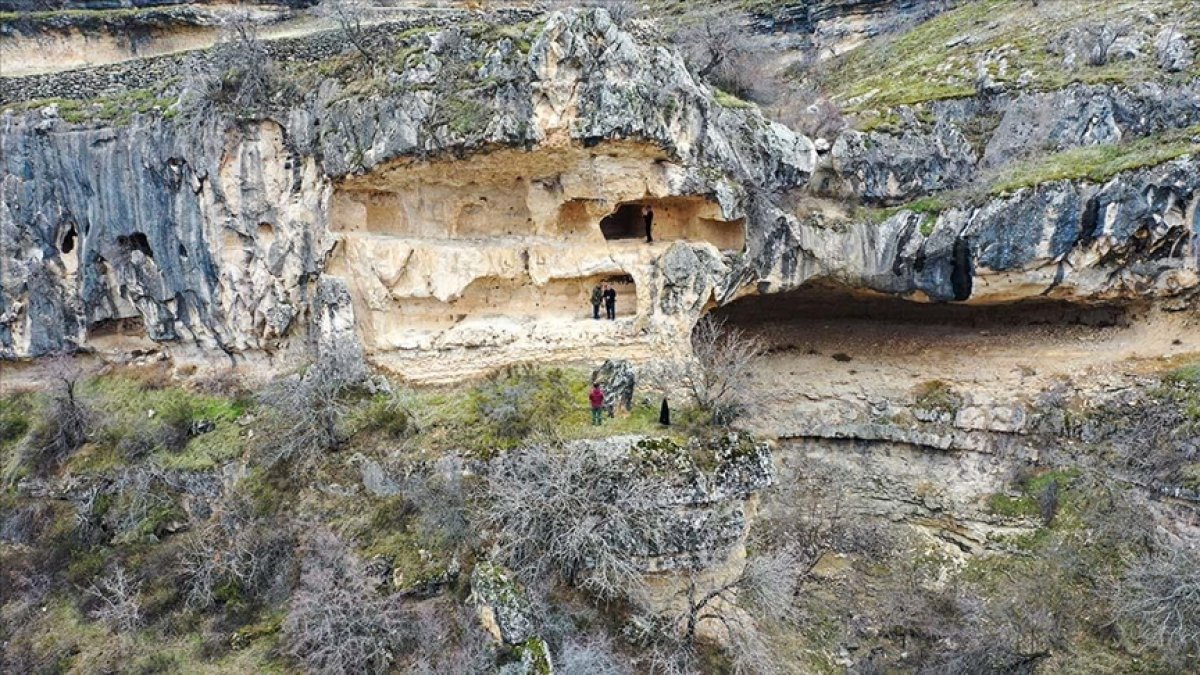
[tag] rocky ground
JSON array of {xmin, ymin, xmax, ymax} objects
[{"xmin": 1, "ymin": 1, "xmax": 1199, "ymax": 673}]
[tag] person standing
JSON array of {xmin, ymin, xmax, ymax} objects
[
  {"xmin": 643, "ymin": 205, "xmax": 654, "ymax": 243},
  {"xmin": 603, "ymin": 283, "xmax": 617, "ymax": 320},
  {"xmin": 589, "ymin": 383, "xmax": 606, "ymax": 426},
  {"xmin": 590, "ymin": 283, "xmax": 603, "ymax": 320}
]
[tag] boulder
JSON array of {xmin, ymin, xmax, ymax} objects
[{"xmin": 592, "ymin": 359, "xmax": 635, "ymax": 412}]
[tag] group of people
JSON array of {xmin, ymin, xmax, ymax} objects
[
  {"xmin": 590, "ymin": 282, "xmax": 618, "ymax": 320},
  {"xmin": 589, "ymin": 382, "xmax": 670, "ymax": 427}
]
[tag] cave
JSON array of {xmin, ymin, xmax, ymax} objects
[
  {"xmin": 369, "ymin": 273, "xmax": 639, "ymax": 340},
  {"xmin": 707, "ymin": 283, "xmax": 1132, "ymax": 333},
  {"xmin": 600, "ymin": 203, "xmax": 650, "ymax": 240},
  {"xmin": 60, "ymin": 223, "xmax": 76, "ymax": 254},
  {"xmin": 599, "ymin": 198, "xmax": 746, "ymax": 249},
  {"xmin": 117, "ymin": 231, "xmax": 154, "ymax": 258}
]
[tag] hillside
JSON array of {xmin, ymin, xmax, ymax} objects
[{"xmin": 1, "ymin": 1, "xmax": 1198, "ymax": 673}]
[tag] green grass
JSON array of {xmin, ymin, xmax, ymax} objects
[
  {"xmin": 80, "ymin": 373, "xmax": 249, "ymax": 472},
  {"xmin": 990, "ymin": 125, "xmax": 1200, "ymax": 194},
  {"xmin": 1, "ymin": 89, "xmax": 178, "ymax": 126},
  {"xmin": 985, "ymin": 468, "xmax": 1079, "ymax": 519},
  {"xmin": 815, "ymin": 0, "xmax": 1200, "ymax": 114},
  {"xmin": 713, "ymin": 88, "xmax": 754, "ymax": 109}
]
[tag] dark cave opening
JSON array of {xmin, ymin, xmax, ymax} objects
[
  {"xmin": 706, "ymin": 283, "xmax": 1134, "ymax": 333},
  {"xmin": 600, "ymin": 203, "xmax": 649, "ymax": 240},
  {"xmin": 60, "ymin": 224, "xmax": 77, "ymax": 255},
  {"xmin": 118, "ymin": 232, "xmax": 154, "ymax": 258}
]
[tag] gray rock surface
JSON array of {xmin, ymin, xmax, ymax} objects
[{"xmin": 830, "ymin": 122, "xmax": 977, "ymax": 203}]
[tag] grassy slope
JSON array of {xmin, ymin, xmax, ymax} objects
[{"xmin": 816, "ymin": 0, "xmax": 1200, "ymax": 113}]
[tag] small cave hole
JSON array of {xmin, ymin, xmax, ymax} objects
[
  {"xmin": 117, "ymin": 231, "xmax": 154, "ymax": 258},
  {"xmin": 600, "ymin": 203, "xmax": 650, "ymax": 240},
  {"xmin": 60, "ymin": 224, "xmax": 77, "ymax": 255},
  {"xmin": 258, "ymin": 222, "xmax": 275, "ymax": 238},
  {"xmin": 178, "ymin": 243, "xmax": 189, "ymax": 259}
]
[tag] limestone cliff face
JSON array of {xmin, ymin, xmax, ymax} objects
[{"xmin": 1, "ymin": 7, "xmax": 1197, "ymax": 376}]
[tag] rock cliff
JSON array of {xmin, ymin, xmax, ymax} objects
[{"xmin": 1, "ymin": 5, "xmax": 1197, "ymax": 382}]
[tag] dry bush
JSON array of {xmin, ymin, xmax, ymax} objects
[
  {"xmin": 285, "ymin": 528, "xmax": 413, "ymax": 675},
  {"xmin": 558, "ymin": 632, "xmax": 633, "ymax": 675},
  {"xmin": 669, "ymin": 11, "xmax": 764, "ymax": 101},
  {"xmin": 670, "ymin": 546, "xmax": 804, "ymax": 674},
  {"xmin": 404, "ymin": 456, "xmax": 477, "ymax": 552},
  {"xmin": 179, "ymin": 495, "xmax": 297, "ymax": 611},
  {"xmin": 319, "ymin": 0, "xmax": 374, "ymax": 63},
  {"xmin": 258, "ymin": 342, "xmax": 367, "ymax": 468},
  {"xmin": 408, "ymin": 601, "xmax": 495, "ymax": 674},
  {"xmin": 650, "ymin": 316, "xmax": 766, "ymax": 427},
  {"xmin": 86, "ymin": 566, "xmax": 142, "ymax": 633},
  {"xmin": 467, "ymin": 366, "xmax": 573, "ymax": 451},
  {"xmin": 182, "ymin": 12, "xmax": 284, "ymax": 114},
  {"xmin": 19, "ymin": 356, "xmax": 90, "ymax": 474},
  {"xmin": 482, "ymin": 444, "xmax": 662, "ymax": 602},
  {"xmin": 1117, "ymin": 539, "xmax": 1200, "ymax": 665}
]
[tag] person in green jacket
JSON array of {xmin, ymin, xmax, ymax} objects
[{"xmin": 590, "ymin": 284, "xmax": 603, "ymax": 320}]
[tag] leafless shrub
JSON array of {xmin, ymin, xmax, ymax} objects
[
  {"xmin": 579, "ymin": 0, "xmax": 639, "ymax": 26},
  {"xmin": 103, "ymin": 466, "xmax": 179, "ymax": 538},
  {"xmin": 258, "ymin": 342, "xmax": 367, "ymax": 468},
  {"xmin": 670, "ymin": 12, "xmax": 762, "ymax": 100},
  {"xmin": 179, "ymin": 496, "xmax": 297, "ymax": 610},
  {"xmin": 650, "ymin": 316, "xmax": 766, "ymax": 427},
  {"xmin": 20, "ymin": 356, "xmax": 90, "ymax": 474},
  {"xmin": 319, "ymin": 0, "xmax": 374, "ymax": 63},
  {"xmin": 1117, "ymin": 539, "xmax": 1200, "ymax": 664},
  {"xmin": 404, "ymin": 456, "xmax": 477, "ymax": 551},
  {"xmin": 182, "ymin": 12, "xmax": 282, "ymax": 114},
  {"xmin": 558, "ymin": 632, "xmax": 633, "ymax": 675},
  {"xmin": 408, "ymin": 601, "xmax": 495, "ymax": 675},
  {"xmin": 86, "ymin": 566, "xmax": 142, "ymax": 633},
  {"xmin": 482, "ymin": 444, "xmax": 662, "ymax": 602},
  {"xmin": 285, "ymin": 528, "xmax": 413, "ymax": 675},
  {"xmin": 1059, "ymin": 21, "xmax": 1133, "ymax": 67},
  {"xmin": 768, "ymin": 87, "xmax": 847, "ymax": 139},
  {"xmin": 663, "ymin": 547, "xmax": 803, "ymax": 674}
]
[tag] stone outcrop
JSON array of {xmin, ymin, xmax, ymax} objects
[{"xmin": 1, "ymin": 7, "xmax": 1197, "ymax": 379}]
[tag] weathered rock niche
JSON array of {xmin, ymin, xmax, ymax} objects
[{"xmin": 326, "ymin": 142, "xmax": 747, "ymax": 382}]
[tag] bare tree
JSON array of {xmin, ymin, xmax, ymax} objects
[
  {"xmin": 258, "ymin": 341, "xmax": 367, "ymax": 468},
  {"xmin": 1080, "ymin": 21, "xmax": 1131, "ymax": 66},
  {"xmin": 18, "ymin": 355, "xmax": 90, "ymax": 475},
  {"xmin": 182, "ymin": 12, "xmax": 279, "ymax": 114},
  {"xmin": 676, "ymin": 546, "xmax": 802, "ymax": 646},
  {"xmin": 655, "ymin": 316, "xmax": 766, "ymax": 427},
  {"xmin": 285, "ymin": 528, "xmax": 413, "ymax": 675},
  {"xmin": 86, "ymin": 566, "xmax": 142, "ymax": 633},
  {"xmin": 320, "ymin": 0, "xmax": 375, "ymax": 64},
  {"xmin": 482, "ymin": 444, "xmax": 663, "ymax": 602},
  {"xmin": 1117, "ymin": 539, "xmax": 1200, "ymax": 664}
]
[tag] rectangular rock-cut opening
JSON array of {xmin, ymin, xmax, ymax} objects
[
  {"xmin": 331, "ymin": 181, "xmax": 534, "ymax": 238},
  {"xmin": 600, "ymin": 197, "xmax": 746, "ymax": 250},
  {"xmin": 370, "ymin": 273, "xmax": 640, "ymax": 339}
]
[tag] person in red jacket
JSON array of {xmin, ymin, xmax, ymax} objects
[{"xmin": 589, "ymin": 383, "xmax": 606, "ymax": 426}]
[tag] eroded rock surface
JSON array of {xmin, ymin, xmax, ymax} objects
[{"xmin": 1, "ymin": 7, "xmax": 1197, "ymax": 381}]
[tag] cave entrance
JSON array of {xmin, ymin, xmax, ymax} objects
[
  {"xmin": 599, "ymin": 198, "xmax": 746, "ymax": 250},
  {"xmin": 600, "ymin": 203, "xmax": 648, "ymax": 241},
  {"xmin": 707, "ymin": 283, "xmax": 1131, "ymax": 331},
  {"xmin": 373, "ymin": 273, "xmax": 640, "ymax": 341}
]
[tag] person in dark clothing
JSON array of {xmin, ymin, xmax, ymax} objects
[
  {"xmin": 590, "ymin": 284, "xmax": 603, "ymax": 319},
  {"xmin": 659, "ymin": 398, "xmax": 670, "ymax": 426},
  {"xmin": 589, "ymin": 383, "xmax": 606, "ymax": 425},
  {"xmin": 643, "ymin": 205, "xmax": 654, "ymax": 243},
  {"xmin": 603, "ymin": 283, "xmax": 617, "ymax": 320}
]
